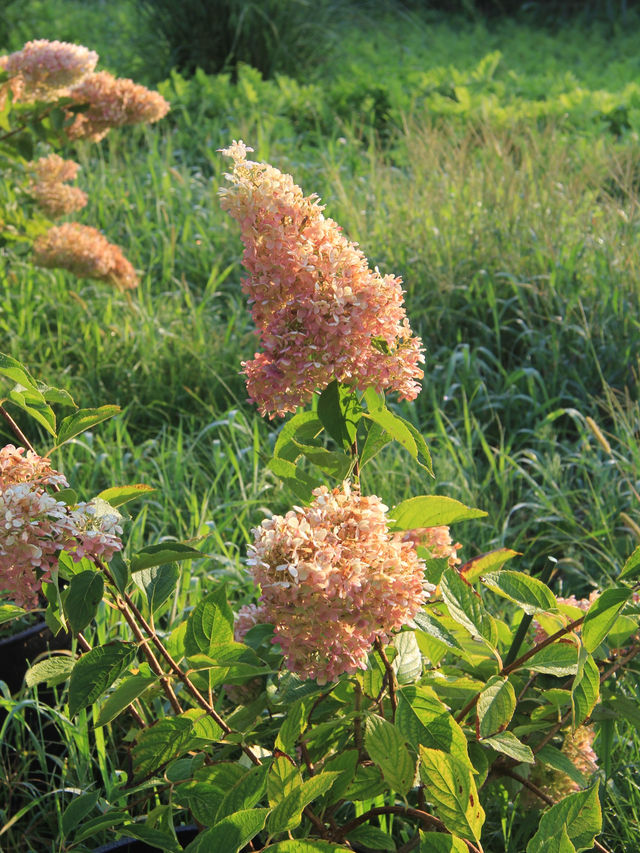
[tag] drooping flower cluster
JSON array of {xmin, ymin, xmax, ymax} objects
[
  {"xmin": 33, "ymin": 223, "xmax": 139, "ymax": 290},
  {"xmin": 0, "ymin": 446, "xmax": 123, "ymax": 609},
  {"xmin": 28, "ymin": 154, "xmax": 87, "ymax": 218},
  {"xmin": 2, "ymin": 40, "xmax": 98, "ymax": 101},
  {"xmin": 247, "ymin": 483, "xmax": 430, "ymax": 683},
  {"xmin": 219, "ymin": 141, "xmax": 425, "ymax": 418},
  {"xmin": 66, "ymin": 71, "xmax": 170, "ymax": 142},
  {"xmin": 401, "ymin": 526, "xmax": 462, "ymax": 567}
]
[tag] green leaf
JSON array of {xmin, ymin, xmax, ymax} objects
[
  {"xmin": 69, "ymin": 642, "xmax": 137, "ymax": 717},
  {"xmin": 396, "ymin": 685, "xmax": 471, "ymax": 769},
  {"xmin": 133, "ymin": 717, "xmax": 195, "ymax": 779},
  {"xmin": 116, "ymin": 825, "xmax": 181, "ymax": 853},
  {"xmin": 275, "ymin": 697, "xmax": 309, "ymax": 755},
  {"xmin": 481, "ymin": 570, "xmax": 557, "ymax": 614},
  {"xmin": 419, "ymin": 747, "xmax": 485, "ymax": 842},
  {"xmin": 482, "ymin": 731, "xmax": 534, "ymax": 764},
  {"xmin": 571, "ymin": 652, "xmax": 599, "ymax": 727},
  {"xmin": 346, "ymin": 824, "xmax": 396, "ymax": 851},
  {"xmin": 0, "ymin": 352, "xmax": 41, "ymax": 395},
  {"xmin": 55, "ymin": 406, "xmax": 120, "ymax": 447},
  {"xmin": 343, "ymin": 764, "xmax": 386, "ymax": 801},
  {"xmin": 184, "ymin": 587, "xmax": 234, "ymax": 656},
  {"xmin": 390, "ymin": 495, "xmax": 486, "ymax": 530},
  {"xmin": 63, "ymin": 571, "xmax": 104, "ymax": 634},
  {"xmin": 70, "ymin": 811, "xmax": 129, "ymax": 844},
  {"xmin": 582, "ymin": 587, "xmax": 632, "ymax": 652},
  {"xmin": 412, "ymin": 610, "xmax": 465, "ymax": 652},
  {"xmin": 94, "ymin": 672, "xmax": 157, "ymax": 726},
  {"xmin": 268, "ymin": 755, "xmax": 303, "ymax": 807},
  {"xmin": 97, "ymin": 484, "xmax": 156, "ymax": 507},
  {"xmin": 526, "ymin": 644, "xmax": 579, "ymax": 676},
  {"xmin": 459, "ymin": 548, "xmax": 520, "ymax": 583},
  {"xmin": 358, "ymin": 419, "xmax": 392, "ymax": 467},
  {"xmin": 26, "ymin": 655, "xmax": 75, "ymax": 688},
  {"xmin": 322, "ymin": 750, "xmax": 359, "ymax": 805},
  {"xmin": 392, "ymin": 631, "xmax": 423, "ymax": 684},
  {"xmin": 536, "ymin": 745, "xmax": 587, "ymax": 788},
  {"xmin": 109, "ymin": 552, "xmax": 130, "ymax": 594},
  {"xmin": 317, "ymin": 380, "xmax": 359, "ymax": 449},
  {"xmin": 0, "ymin": 603, "xmax": 26, "ymax": 625},
  {"xmin": 261, "ymin": 842, "xmax": 352, "ymax": 852},
  {"xmin": 7, "ymin": 389, "xmax": 56, "ymax": 435},
  {"xmin": 419, "ymin": 833, "xmax": 468, "ymax": 852},
  {"xmin": 130, "ymin": 543, "xmax": 201, "ymax": 572},
  {"xmin": 365, "ymin": 714, "xmax": 416, "ymax": 796},
  {"xmin": 133, "ymin": 562, "xmax": 180, "ymax": 613},
  {"xmin": 267, "ymin": 773, "xmax": 339, "ymax": 834},
  {"xmin": 477, "ymin": 676, "xmax": 516, "ymax": 738},
  {"xmin": 527, "ymin": 785, "xmax": 601, "ymax": 852},
  {"xmin": 440, "ymin": 567, "xmax": 498, "ymax": 648},
  {"xmin": 61, "ymin": 792, "xmax": 100, "ymax": 837},
  {"xmin": 619, "ymin": 544, "xmax": 640, "ymax": 581},
  {"xmin": 183, "ymin": 808, "xmax": 269, "ymax": 853},
  {"xmin": 215, "ymin": 764, "xmax": 270, "ymax": 822}
]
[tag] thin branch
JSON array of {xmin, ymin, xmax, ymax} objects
[
  {"xmin": 0, "ymin": 405, "xmax": 38, "ymax": 454},
  {"xmin": 374, "ymin": 637, "xmax": 398, "ymax": 721}
]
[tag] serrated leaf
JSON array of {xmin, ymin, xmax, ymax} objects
[
  {"xmin": 0, "ymin": 603, "xmax": 26, "ymax": 624},
  {"xmin": 63, "ymin": 570, "xmax": 104, "ymax": 633},
  {"xmin": 0, "ymin": 352, "xmax": 41, "ymax": 395},
  {"xmin": 261, "ymin": 841, "xmax": 352, "ymax": 852},
  {"xmin": 527, "ymin": 644, "xmax": 579, "ymax": 676},
  {"xmin": 55, "ymin": 406, "xmax": 120, "ymax": 447},
  {"xmin": 317, "ymin": 380, "xmax": 359, "ymax": 449},
  {"xmin": 619, "ymin": 544, "xmax": 640, "ymax": 581},
  {"xmin": 322, "ymin": 750, "xmax": 358, "ymax": 804},
  {"xmin": 363, "ymin": 390, "xmax": 433, "ymax": 474},
  {"xmin": 267, "ymin": 773, "xmax": 339, "ymax": 834},
  {"xmin": 69, "ymin": 642, "xmax": 136, "ymax": 717},
  {"xmin": 109, "ymin": 552, "xmax": 130, "ymax": 593},
  {"xmin": 481, "ymin": 570, "xmax": 556, "ymax": 614},
  {"xmin": 184, "ymin": 587, "xmax": 234, "ymax": 656},
  {"xmin": 7, "ymin": 389, "xmax": 56, "ymax": 435},
  {"xmin": 133, "ymin": 562, "xmax": 180, "ymax": 613},
  {"xmin": 526, "ymin": 785, "xmax": 601, "ymax": 852},
  {"xmin": 116, "ymin": 824, "xmax": 181, "ymax": 852},
  {"xmin": 70, "ymin": 810, "xmax": 129, "ymax": 843},
  {"xmin": 365, "ymin": 714, "xmax": 416, "ymax": 796},
  {"xmin": 477, "ymin": 676, "xmax": 516, "ymax": 738},
  {"xmin": 396, "ymin": 685, "xmax": 472, "ymax": 769},
  {"xmin": 215, "ymin": 764, "xmax": 269, "ymax": 822},
  {"xmin": 536, "ymin": 745, "xmax": 587, "ymax": 787},
  {"xmin": 412, "ymin": 610, "xmax": 465, "ymax": 652},
  {"xmin": 359, "ymin": 419, "xmax": 392, "ymax": 467},
  {"xmin": 571, "ymin": 652, "xmax": 599, "ymax": 727},
  {"xmin": 94, "ymin": 672, "xmax": 157, "ymax": 726},
  {"xmin": 268, "ymin": 756, "xmax": 302, "ymax": 807},
  {"xmin": 582, "ymin": 587, "xmax": 632, "ymax": 652},
  {"xmin": 184, "ymin": 808, "xmax": 269, "ymax": 853},
  {"xmin": 419, "ymin": 747, "xmax": 485, "ymax": 842},
  {"xmin": 130, "ymin": 542, "xmax": 201, "ymax": 572},
  {"xmin": 133, "ymin": 717, "xmax": 195, "ymax": 779},
  {"xmin": 460, "ymin": 548, "xmax": 520, "ymax": 583},
  {"xmin": 390, "ymin": 495, "xmax": 486, "ymax": 530},
  {"xmin": 346, "ymin": 824, "xmax": 396, "ymax": 851},
  {"xmin": 440, "ymin": 567, "xmax": 497, "ymax": 649},
  {"xmin": 97, "ymin": 484, "xmax": 156, "ymax": 507},
  {"xmin": 392, "ymin": 631, "xmax": 422, "ymax": 684},
  {"xmin": 419, "ymin": 833, "xmax": 468, "ymax": 852},
  {"xmin": 275, "ymin": 697, "xmax": 309, "ymax": 754},
  {"xmin": 26, "ymin": 655, "xmax": 75, "ymax": 688},
  {"xmin": 482, "ymin": 731, "xmax": 534, "ymax": 763},
  {"xmin": 61, "ymin": 791, "xmax": 100, "ymax": 837}
]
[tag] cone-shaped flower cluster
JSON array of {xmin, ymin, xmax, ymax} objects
[
  {"xmin": 33, "ymin": 223, "xmax": 138, "ymax": 290},
  {"xmin": 219, "ymin": 141, "xmax": 424, "ymax": 418},
  {"xmin": 66, "ymin": 71, "xmax": 170, "ymax": 142},
  {"xmin": 247, "ymin": 483, "xmax": 430, "ymax": 683},
  {"xmin": 2, "ymin": 39, "xmax": 98, "ymax": 101},
  {"xmin": 28, "ymin": 154, "xmax": 87, "ymax": 218},
  {"xmin": 0, "ymin": 445, "xmax": 123, "ymax": 609}
]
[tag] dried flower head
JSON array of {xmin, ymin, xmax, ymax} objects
[
  {"xmin": 3, "ymin": 39, "xmax": 97, "ymax": 101},
  {"xmin": 219, "ymin": 141, "xmax": 424, "ymax": 418},
  {"xmin": 66, "ymin": 71, "xmax": 170, "ymax": 141},
  {"xmin": 526, "ymin": 725, "xmax": 598, "ymax": 804},
  {"xmin": 247, "ymin": 483, "xmax": 430, "ymax": 683},
  {"xmin": 30, "ymin": 154, "xmax": 80, "ymax": 185},
  {"xmin": 401, "ymin": 526, "xmax": 462, "ymax": 566},
  {"xmin": 0, "ymin": 445, "xmax": 67, "ymax": 489},
  {"xmin": 33, "ymin": 223, "xmax": 138, "ymax": 290}
]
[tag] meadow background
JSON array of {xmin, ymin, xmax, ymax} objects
[{"xmin": 1, "ymin": 0, "xmax": 640, "ymax": 849}]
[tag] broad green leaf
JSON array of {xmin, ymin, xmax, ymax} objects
[
  {"xmin": 322, "ymin": 750, "xmax": 358, "ymax": 804},
  {"xmin": 55, "ymin": 406, "xmax": 120, "ymax": 447},
  {"xmin": 536, "ymin": 745, "xmax": 587, "ymax": 787},
  {"xmin": 358, "ymin": 419, "xmax": 392, "ymax": 467},
  {"xmin": 317, "ymin": 380, "xmax": 359, "ymax": 449},
  {"xmin": 182, "ymin": 708, "xmax": 224, "ymax": 744},
  {"xmin": 261, "ymin": 842, "xmax": 351, "ymax": 852},
  {"xmin": 184, "ymin": 587, "xmax": 234, "ymax": 656},
  {"xmin": 571, "ymin": 652, "xmax": 599, "ymax": 727},
  {"xmin": 26, "ymin": 655, "xmax": 75, "ymax": 688},
  {"xmin": 477, "ymin": 676, "xmax": 516, "ymax": 738},
  {"xmin": 392, "ymin": 631, "xmax": 422, "ymax": 684},
  {"xmin": 61, "ymin": 791, "xmax": 100, "ymax": 836},
  {"xmin": 526, "ymin": 785, "xmax": 601, "ymax": 852},
  {"xmin": 482, "ymin": 731, "xmax": 534, "ymax": 764},
  {"xmin": 440, "ymin": 567, "xmax": 498, "ymax": 648},
  {"xmin": 582, "ymin": 587, "xmax": 632, "ymax": 652},
  {"xmin": 267, "ymin": 773, "xmax": 339, "ymax": 834},
  {"xmin": 390, "ymin": 495, "xmax": 486, "ymax": 530},
  {"xmin": 71, "ymin": 811, "xmax": 129, "ymax": 844},
  {"xmin": 267, "ymin": 455, "xmax": 322, "ymax": 503},
  {"xmin": 7, "ymin": 389, "xmax": 56, "ymax": 435},
  {"xmin": 481, "ymin": 570, "xmax": 556, "ymax": 614},
  {"xmin": 54, "ymin": 488, "xmax": 78, "ymax": 506},
  {"xmin": 267, "ymin": 755, "xmax": 302, "ymax": 807},
  {"xmin": 365, "ymin": 714, "xmax": 416, "ymax": 796},
  {"xmin": 115, "ymin": 825, "xmax": 181, "ymax": 853},
  {"xmin": 94, "ymin": 673, "xmax": 157, "ymax": 726},
  {"xmin": 133, "ymin": 562, "xmax": 180, "ymax": 613},
  {"xmin": 419, "ymin": 833, "xmax": 468, "ymax": 852},
  {"xmin": 69, "ymin": 642, "xmax": 136, "ymax": 716},
  {"xmin": 109, "ymin": 552, "xmax": 130, "ymax": 594},
  {"xmin": 618, "ymin": 544, "xmax": 640, "ymax": 581},
  {"xmin": 362, "ymin": 390, "xmax": 433, "ymax": 474},
  {"xmin": 130, "ymin": 542, "xmax": 201, "ymax": 572},
  {"xmin": 275, "ymin": 697, "xmax": 310, "ymax": 755},
  {"xmin": 411, "ymin": 610, "xmax": 465, "ymax": 653},
  {"xmin": 460, "ymin": 548, "xmax": 520, "ymax": 583},
  {"xmin": 346, "ymin": 824, "xmax": 396, "ymax": 851},
  {"xmin": 526, "ymin": 644, "xmax": 579, "ymax": 676},
  {"xmin": 273, "ymin": 412, "xmax": 324, "ymax": 461},
  {"xmin": 133, "ymin": 717, "xmax": 195, "ymax": 779},
  {"xmin": 419, "ymin": 747, "xmax": 485, "ymax": 842},
  {"xmin": 396, "ymin": 685, "xmax": 471, "ymax": 769},
  {"xmin": 215, "ymin": 764, "xmax": 270, "ymax": 822},
  {"xmin": 0, "ymin": 603, "xmax": 26, "ymax": 624},
  {"xmin": 343, "ymin": 764, "xmax": 386, "ymax": 801},
  {"xmin": 0, "ymin": 352, "xmax": 41, "ymax": 396},
  {"xmin": 97, "ymin": 484, "xmax": 156, "ymax": 507},
  {"xmin": 63, "ymin": 571, "xmax": 104, "ymax": 633},
  {"xmin": 183, "ymin": 808, "xmax": 269, "ymax": 853}
]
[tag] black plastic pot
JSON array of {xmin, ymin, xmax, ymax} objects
[
  {"xmin": 0, "ymin": 620, "xmax": 71, "ymax": 694},
  {"xmin": 92, "ymin": 826, "xmax": 200, "ymax": 852}
]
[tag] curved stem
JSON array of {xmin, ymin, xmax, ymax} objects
[{"xmin": 374, "ymin": 637, "xmax": 398, "ymax": 721}]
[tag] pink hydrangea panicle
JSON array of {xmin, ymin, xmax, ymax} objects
[
  {"xmin": 66, "ymin": 71, "xmax": 170, "ymax": 141},
  {"xmin": 28, "ymin": 154, "xmax": 87, "ymax": 218},
  {"xmin": 234, "ymin": 602, "xmax": 266, "ymax": 642},
  {"xmin": 401, "ymin": 526, "xmax": 462, "ymax": 567},
  {"xmin": 0, "ymin": 445, "xmax": 67, "ymax": 489},
  {"xmin": 219, "ymin": 141, "xmax": 425, "ymax": 418},
  {"xmin": 33, "ymin": 223, "xmax": 139, "ymax": 290},
  {"xmin": 4, "ymin": 40, "xmax": 97, "ymax": 101},
  {"xmin": 247, "ymin": 483, "xmax": 431, "ymax": 683}
]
